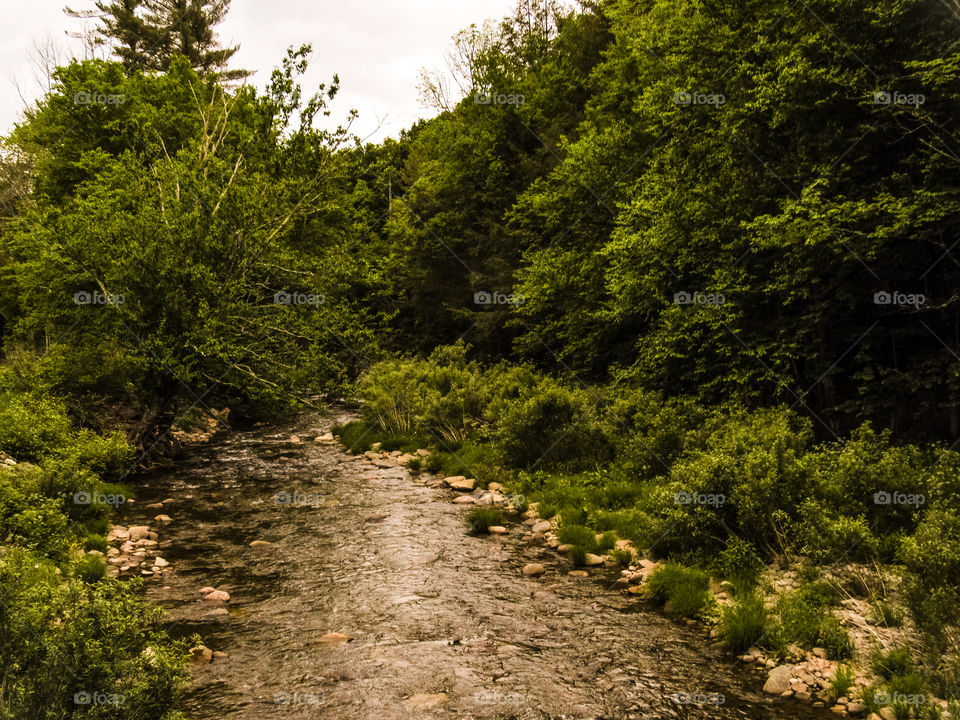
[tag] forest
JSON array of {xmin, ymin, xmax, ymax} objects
[{"xmin": 1, "ymin": 0, "xmax": 960, "ymax": 717}]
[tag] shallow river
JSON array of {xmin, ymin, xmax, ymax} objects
[{"xmin": 121, "ymin": 410, "xmax": 832, "ymax": 720}]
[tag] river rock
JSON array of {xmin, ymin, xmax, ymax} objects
[
  {"xmin": 289, "ymin": 434, "xmax": 302, "ymax": 444},
  {"xmin": 128, "ymin": 525, "xmax": 150, "ymax": 541},
  {"xmin": 522, "ymin": 563, "xmax": 546, "ymax": 577},
  {"xmin": 212, "ymin": 651, "xmax": 228, "ymax": 660},
  {"xmin": 445, "ymin": 476, "xmax": 476, "ymax": 491},
  {"xmin": 154, "ymin": 557, "xmax": 169, "ymax": 567},
  {"xmin": 764, "ymin": 665, "xmax": 794, "ymax": 694},
  {"xmin": 846, "ymin": 702, "xmax": 864, "ymax": 714},
  {"xmin": 405, "ymin": 693, "xmax": 447, "ymax": 710},
  {"xmin": 154, "ymin": 514, "xmax": 172, "ymax": 524},
  {"xmin": 531, "ymin": 520, "xmax": 552, "ymax": 534},
  {"xmin": 584, "ymin": 553, "xmax": 605, "ymax": 567},
  {"xmin": 557, "ymin": 544, "xmax": 574, "ymax": 553},
  {"xmin": 249, "ymin": 540, "xmax": 272, "ymax": 547},
  {"xmin": 488, "ymin": 482, "xmax": 504, "ymax": 492},
  {"xmin": 197, "ymin": 586, "xmax": 216, "ymax": 595},
  {"xmin": 453, "ymin": 495, "xmax": 475, "ymax": 504},
  {"xmin": 568, "ymin": 570, "xmax": 589, "ymax": 577},
  {"xmin": 107, "ymin": 526, "xmax": 129, "ymax": 542},
  {"xmin": 145, "ymin": 502, "xmax": 164, "ymax": 510},
  {"xmin": 202, "ymin": 590, "xmax": 230, "ymax": 604},
  {"xmin": 317, "ymin": 632, "xmax": 351, "ymax": 644},
  {"xmin": 190, "ymin": 645, "xmax": 213, "ymax": 664},
  {"xmin": 488, "ymin": 525, "xmax": 508, "ymax": 534}
]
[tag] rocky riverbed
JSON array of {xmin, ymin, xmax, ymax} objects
[{"xmin": 117, "ymin": 409, "xmax": 836, "ymax": 719}]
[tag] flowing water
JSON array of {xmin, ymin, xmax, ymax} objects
[{"xmin": 121, "ymin": 410, "xmax": 831, "ymax": 720}]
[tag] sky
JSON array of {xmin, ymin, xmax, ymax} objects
[{"xmin": 0, "ymin": 0, "xmax": 519, "ymax": 141}]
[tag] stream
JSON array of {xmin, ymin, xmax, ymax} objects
[{"xmin": 120, "ymin": 409, "xmax": 833, "ymax": 719}]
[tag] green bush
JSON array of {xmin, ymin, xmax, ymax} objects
[
  {"xmin": 466, "ymin": 507, "xmax": 505, "ymax": 534},
  {"xmin": 718, "ymin": 592, "xmax": 769, "ymax": 653},
  {"xmin": 716, "ymin": 537, "xmax": 765, "ymax": 588},
  {"xmin": 873, "ymin": 646, "xmax": 916, "ymax": 680},
  {"xmin": 646, "ymin": 564, "xmax": 711, "ymax": 618},
  {"xmin": 900, "ymin": 510, "xmax": 960, "ymax": 634},
  {"xmin": 826, "ymin": 665, "xmax": 856, "ymax": 703},
  {"xmin": 73, "ymin": 553, "xmax": 107, "ymax": 583}
]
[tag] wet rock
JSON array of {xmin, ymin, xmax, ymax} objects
[
  {"xmin": 249, "ymin": 540, "xmax": 272, "ymax": 547},
  {"xmin": 145, "ymin": 502, "xmax": 164, "ymax": 510},
  {"xmin": 141, "ymin": 569, "xmax": 154, "ymax": 577},
  {"xmin": 202, "ymin": 590, "xmax": 230, "ymax": 604},
  {"xmin": 197, "ymin": 586, "xmax": 216, "ymax": 594},
  {"xmin": 405, "ymin": 693, "xmax": 447, "ymax": 710},
  {"xmin": 764, "ymin": 665, "xmax": 794, "ymax": 694},
  {"xmin": 584, "ymin": 553, "xmax": 605, "ymax": 567},
  {"xmin": 128, "ymin": 525, "xmax": 150, "ymax": 541},
  {"xmin": 488, "ymin": 526, "xmax": 507, "ymax": 534},
  {"xmin": 190, "ymin": 645, "xmax": 213, "ymax": 664},
  {"xmin": 290, "ymin": 434, "xmax": 302, "ymax": 444},
  {"xmin": 154, "ymin": 557, "xmax": 169, "ymax": 567},
  {"xmin": 160, "ymin": 498, "xmax": 176, "ymax": 505},
  {"xmin": 154, "ymin": 514, "xmax": 173, "ymax": 524},
  {"xmin": 568, "ymin": 570, "xmax": 589, "ymax": 577},
  {"xmin": 317, "ymin": 632, "xmax": 351, "ymax": 644},
  {"xmin": 106, "ymin": 526, "xmax": 129, "ymax": 542},
  {"xmin": 531, "ymin": 520, "xmax": 552, "ymax": 534},
  {"xmin": 522, "ymin": 563, "xmax": 546, "ymax": 577},
  {"xmin": 557, "ymin": 544, "xmax": 574, "ymax": 553},
  {"xmin": 445, "ymin": 476, "xmax": 476, "ymax": 491}
]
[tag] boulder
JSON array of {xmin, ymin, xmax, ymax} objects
[
  {"xmin": 584, "ymin": 553, "xmax": 605, "ymax": 567},
  {"xmin": 531, "ymin": 520, "xmax": 552, "ymax": 534},
  {"xmin": 764, "ymin": 665, "xmax": 794, "ymax": 695},
  {"xmin": 445, "ymin": 476, "xmax": 476, "ymax": 491},
  {"xmin": 127, "ymin": 525, "xmax": 150, "ymax": 541},
  {"xmin": 190, "ymin": 645, "xmax": 213, "ymax": 664}
]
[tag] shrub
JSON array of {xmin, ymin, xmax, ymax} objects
[
  {"xmin": 609, "ymin": 548, "xmax": 633, "ymax": 566},
  {"xmin": 466, "ymin": 507, "xmax": 505, "ymax": 534},
  {"xmin": 647, "ymin": 564, "xmax": 711, "ymax": 618},
  {"xmin": 900, "ymin": 510, "xmax": 960, "ymax": 634},
  {"xmin": 817, "ymin": 615, "xmax": 854, "ymax": 660},
  {"xmin": 718, "ymin": 592, "xmax": 769, "ymax": 653},
  {"xmin": 716, "ymin": 537, "xmax": 765, "ymax": 588},
  {"xmin": 827, "ymin": 665, "xmax": 856, "ymax": 703},
  {"xmin": 872, "ymin": 646, "xmax": 915, "ymax": 680},
  {"xmin": 557, "ymin": 524, "xmax": 599, "ymax": 552},
  {"xmin": 73, "ymin": 553, "xmax": 107, "ymax": 583}
]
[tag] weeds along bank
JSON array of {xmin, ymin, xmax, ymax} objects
[
  {"xmin": 337, "ymin": 342, "xmax": 960, "ymax": 715},
  {"xmin": 0, "ymin": 361, "xmax": 189, "ymax": 720}
]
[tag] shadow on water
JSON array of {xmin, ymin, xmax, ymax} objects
[{"xmin": 121, "ymin": 410, "xmax": 833, "ymax": 720}]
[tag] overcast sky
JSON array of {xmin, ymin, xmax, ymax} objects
[{"xmin": 1, "ymin": 0, "xmax": 519, "ymax": 141}]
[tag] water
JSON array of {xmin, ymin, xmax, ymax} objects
[{"xmin": 121, "ymin": 410, "xmax": 832, "ymax": 719}]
